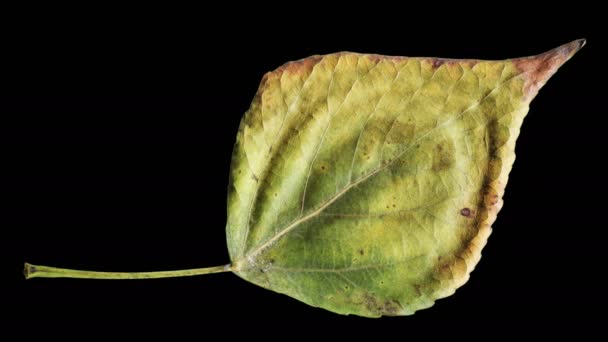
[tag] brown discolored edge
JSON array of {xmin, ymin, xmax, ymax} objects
[
  {"xmin": 252, "ymin": 55, "xmax": 324, "ymax": 100},
  {"xmin": 261, "ymin": 51, "xmax": 482, "ymax": 90},
  {"xmin": 514, "ymin": 39, "xmax": 586, "ymax": 100},
  {"xmin": 259, "ymin": 40, "xmax": 585, "ymax": 95},
  {"xmin": 273, "ymin": 55, "xmax": 324, "ymax": 76},
  {"xmin": 429, "ymin": 58, "xmax": 478, "ymax": 70}
]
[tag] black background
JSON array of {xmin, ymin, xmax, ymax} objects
[{"xmin": 2, "ymin": 7, "xmax": 605, "ymax": 338}]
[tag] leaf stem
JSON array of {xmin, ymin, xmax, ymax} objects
[{"xmin": 24, "ymin": 262, "xmax": 231, "ymax": 280}]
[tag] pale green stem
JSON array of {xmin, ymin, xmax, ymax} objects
[{"xmin": 24, "ymin": 262, "xmax": 231, "ymax": 280}]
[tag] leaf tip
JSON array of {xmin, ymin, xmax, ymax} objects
[
  {"xmin": 515, "ymin": 39, "xmax": 585, "ymax": 100},
  {"xmin": 559, "ymin": 38, "xmax": 586, "ymax": 59}
]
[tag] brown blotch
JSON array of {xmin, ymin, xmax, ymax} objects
[
  {"xmin": 362, "ymin": 293, "xmax": 401, "ymax": 316},
  {"xmin": 431, "ymin": 58, "xmax": 474, "ymax": 70},
  {"xmin": 320, "ymin": 165, "xmax": 326, "ymax": 171},
  {"xmin": 460, "ymin": 208, "xmax": 472, "ymax": 217},
  {"xmin": 432, "ymin": 140, "xmax": 455, "ymax": 171},
  {"xmin": 366, "ymin": 54, "xmax": 382, "ymax": 64},
  {"xmin": 358, "ymin": 249, "xmax": 364, "ymax": 256},
  {"xmin": 431, "ymin": 59, "xmax": 445, "ymax": 69},
  {"xmin": 386, "ymin": 121, "xmax": 415, "ymax": 144}
]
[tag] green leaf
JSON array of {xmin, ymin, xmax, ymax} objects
[
  {"xmin": 226, "ymin": 40, "xmax": 584, "ymax": 317},
  {"xmin": 25, "ymin": 40, "xmax": 584, "ymax": 318}
]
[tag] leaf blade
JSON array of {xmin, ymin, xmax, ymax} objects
[{"xmin": 227, "ymin": 41, "xmax": 583, "ymax": 316}]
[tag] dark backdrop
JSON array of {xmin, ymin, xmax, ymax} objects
[{"xmin": 2, "ymin": 8, "xmax": 604, "ymax": 338}]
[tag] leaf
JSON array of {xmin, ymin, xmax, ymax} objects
[
  {"xmin": 226, "ymin": 40, "xmax": 584, "ymax": 317},
  {"xmin": 25, "ymin": 40, "xmax": 584, "ymax": 318}
]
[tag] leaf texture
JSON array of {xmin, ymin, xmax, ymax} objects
[{"xmin": 226, "ymin": 40, "xmax": 584, "ymax": 317}]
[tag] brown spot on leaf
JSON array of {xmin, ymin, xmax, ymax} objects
[
  {"xmin": 432, "ymin": 59, "xmax": 445, "ymax": 69},
  {"xmin": 460, "ymin": 208, "xmax": 472, "ymax": 217},
  {"xmin": 358, "ymin": 249, "xmax": 364, "ymax": 256}
]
